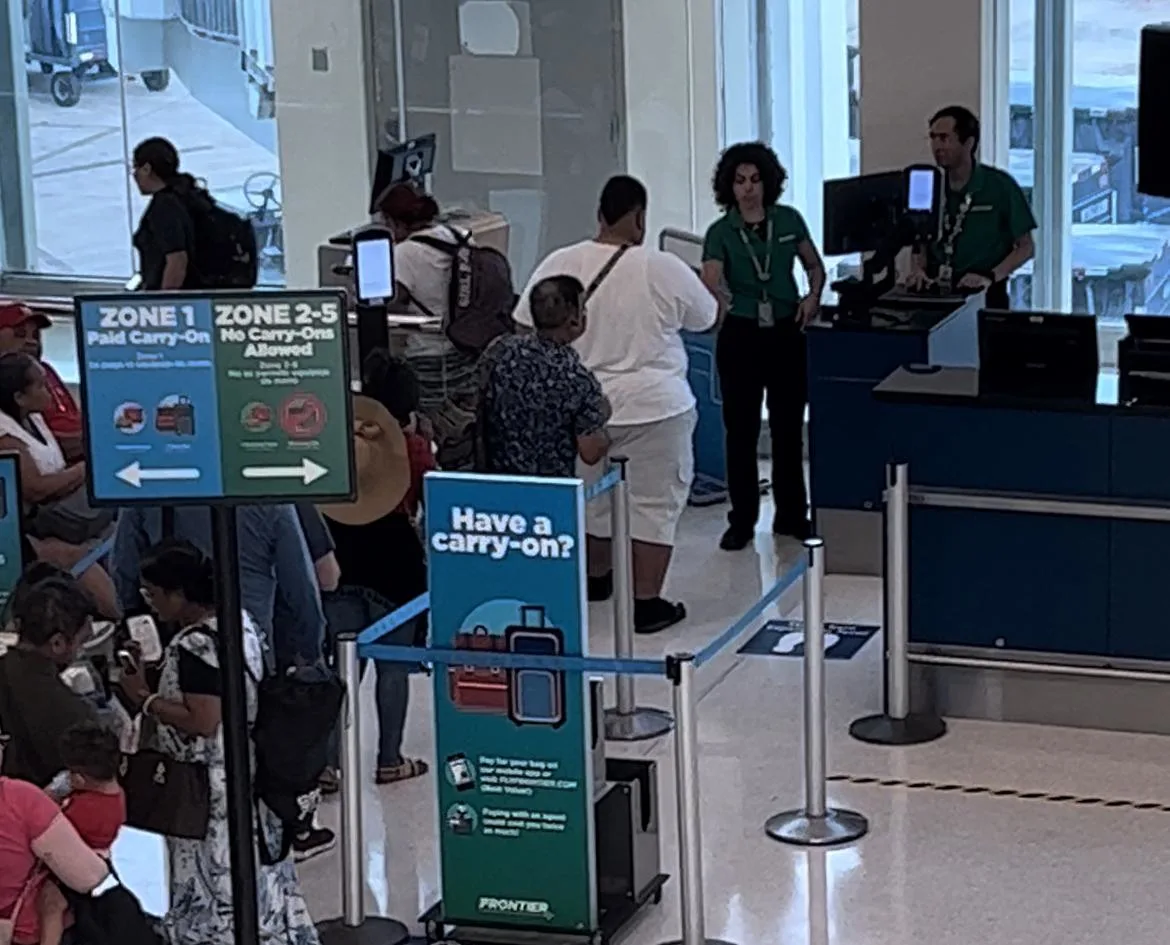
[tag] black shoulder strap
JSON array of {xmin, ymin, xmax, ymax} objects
[
  {"xmin": 398, "ymin": 284, "xmax": 439, "ymax": 321},
  {"xmin": 585, "ymin": 246, "xmax": 631, "ymax": 302}
]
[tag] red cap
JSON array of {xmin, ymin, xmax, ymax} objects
[{"xmin": 0, "ymin": 303, "xmax": 51, "ymax": 331}]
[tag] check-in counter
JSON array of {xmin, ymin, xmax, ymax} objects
[
  {"xmin": 876, "ymin": 364, "xmax": 1170, "ymax": 735},
  {"xmin": 806, "ymin": 291, "xmax": 983, "ymax": 574}
]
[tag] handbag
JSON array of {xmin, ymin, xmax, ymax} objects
[
  {"xmin": 29, "ymin": 486, "xmax": 114, "ymax": 544},
  {"xmin": 119, "ymin": 747, "xmax": 210, "ymax": 840}
]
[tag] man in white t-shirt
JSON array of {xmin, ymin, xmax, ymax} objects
[{"xmin": 513, "ymin": 176, "xmax": 718, "ymax": 634}]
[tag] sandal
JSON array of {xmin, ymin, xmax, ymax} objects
[{"xmin": 376, "ymin": 758, "xmax": 430, "ymax": 785}]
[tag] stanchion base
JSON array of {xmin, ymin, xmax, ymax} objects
[
  {"xmin": 604, "ymin": 706, "xmax": 674, "ymax": 741},
  {"xmin": 849, "ymin": 712, "xmax": 947, "ymax": 746},
  {"xmin": 316, "ymin": 916, "xmax": 410, "ymax": 945},
  {"xmin": 764, "ymin": 808, "xmax": 869, "ymax": 847},
  {"xmin": 657, "ymin": 939, "xmax": 737, "ymax": 945}
]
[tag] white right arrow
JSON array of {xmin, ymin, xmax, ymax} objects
[
  {"xmin": 116, "ymin": 462, "xmax": 201, "ymax": 488},
  {"xmin": 241, "ymin": 458, "xmax": 329, "ymax": 486}
]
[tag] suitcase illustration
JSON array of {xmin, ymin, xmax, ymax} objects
[
  {"xmin": 448, "ymin": 625, "xmax": 509, "ymax": 714},
  {"xmin": 505, "ymin": 606, "xmax": 565, "ymax": 728}
]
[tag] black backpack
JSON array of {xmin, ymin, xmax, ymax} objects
[
  {"xmin": 184, "ymin": 191, "xmax": 259, "ymax": 290},
  {"xmin": 67, "ymin": 872, "xmax": 162, "ymax": 945},
  {"xmin": 251, "ymin": 662, "xmax": 345, "ymax": 865},
  {"xmin": 412, "ymin": 228, "xmax": 516, "ymax": 355}
]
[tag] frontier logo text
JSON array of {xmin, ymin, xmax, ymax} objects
[{"xmin": 477, "ymin": 897, "xmax": 553, "ymax": 920}]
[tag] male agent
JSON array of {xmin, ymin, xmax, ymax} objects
[{"xmin": 907, "ymin": 105, "xmax": 1036, "ymax": 309}]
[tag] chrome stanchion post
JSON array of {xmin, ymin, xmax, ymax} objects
[
  {"xmin": 765, "ymin": 540, "xmax": 868, "ymax": 847},
  {"xmin": 316, "ymin": 636, "xmax": 409, "ymax": 945},
  {"xmin": 850, "ymin": 463, "xmax": 947, "ymax": 745},
  {"xmin": 657, "ymin": 654, "xmax": 734, "ymax": 945},
  {"xmin": 605, "ymin": 456, "xmax": 673, "ymax": 742}
]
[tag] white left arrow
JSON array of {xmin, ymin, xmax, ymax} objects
[
  {"xmin": 241, "ymin": 458, "xmax": 329, "ymax": 486},
  {"xmin": 116, "ymin": 462, "xmax": 201, "ymax": 488}
]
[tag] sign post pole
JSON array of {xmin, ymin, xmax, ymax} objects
[{"xmin": 210, "ymin": 505, "xmax": 261, "ymax": 945}]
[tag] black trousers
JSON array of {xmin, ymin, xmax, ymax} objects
[{"xmin": 716, "ymin": 316, "xmax": 809, "ymax": 532}]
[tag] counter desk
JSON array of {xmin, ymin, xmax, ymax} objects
[
  {"xmin": 877, "ymin": 364, "xmax": 1170, "ymax": 734},
  {"xmin": 806, "ymin": 290, "xmax": 983, "ymax": 574}
]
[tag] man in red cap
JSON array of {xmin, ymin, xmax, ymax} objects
[{"xmin": 0, "ymin": 303, "xmax": 83, "ymax": 461}]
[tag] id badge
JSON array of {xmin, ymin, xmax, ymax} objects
[
  {"xmin": 758, "ymin": 300, "xmax": 774, "ymax": 327},
  {"xmin": 937, "ymin": 265, "xmax": 954, "ymax": 290}
]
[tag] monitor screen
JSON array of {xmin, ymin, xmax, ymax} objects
[
  {"xmin": 906, "ymin": 168, "xmax": 936, "ymax": 212},
  {"xmin": 353, "ymin": 233, "xmax": 395, "ymax": 304},
  {"xmin": 369, "ymin": 134, "xmax": 437, "ymax": 214},
  {"xmin": 822, "ymin": 171, "xmax": 904, "ymax": 256},
  {"xmin": 978, "ymin": 309, "xmax": 1099, "ymax": 399}
]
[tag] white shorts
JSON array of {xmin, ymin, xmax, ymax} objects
[{"xmin": 581, "ymin": 408, "xmax": 696, "ymax": 547}]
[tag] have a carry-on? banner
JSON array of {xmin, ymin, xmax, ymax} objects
[{"xmin": 426, "ymin": 472, "xmax": 597, "ymax": 934}]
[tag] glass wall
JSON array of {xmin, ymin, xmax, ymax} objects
[
  {"xmin": 0, "ymin": 0, "xmax": 283, "ymax": 285},
  {"xmin": 368, "ymin": 0, "xmax": 627, "ymax": 286},
  {"xmin": 1007, "ymin": 0, "xmax": 1170, "ymax": 319}
]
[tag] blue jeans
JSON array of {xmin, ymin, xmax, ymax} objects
[{"xmin": 323, "ymin": 589, "xmax": 422, "ymax": 769}]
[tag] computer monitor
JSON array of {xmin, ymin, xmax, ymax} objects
[
  {"xmin": 1125, "ymin": 313, "xmax": 1170, "ymax": 344},
  {"xmin": 369, "ymin": 133, "xmax": 437, "ymax": 214},
  {"xmin": 822, "ymin": 165, "xmax": 942, "ymax": 258},
  {"xmin": 978, "ymin": 309, "xmax": 1099, "ymax": 399},
  {"xmin": 822, "ymin": 171, "xmax": 904, "ymax": 257}
]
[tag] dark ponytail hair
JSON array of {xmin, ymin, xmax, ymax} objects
[
  {"xmin": 140, "ymin": 539, "xmax": 216, "ymax": 607},
  {"xmin": 133, "ymin": 136, "xmax": 202, "ymax": 195},
  {"xmin": 376, "ymin": 183, "xmax": 439, "ymax": 229},
  {"xmin": 0, "ymin": 352, "xmax": 38, "ymax": 420}
]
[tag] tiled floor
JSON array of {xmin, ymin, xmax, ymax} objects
[{"xmin": 112, "ymin": 498, "xmax": 1170, "ymax": 943}]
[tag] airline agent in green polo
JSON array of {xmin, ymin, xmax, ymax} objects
[
  {"xmin": 700, "ymin": 142, "xmax": 826, "ymax": 552},
  {"xmin": 907, "ymin": 105, "xmax": 1036, "ymax": 309}
]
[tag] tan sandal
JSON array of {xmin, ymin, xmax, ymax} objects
[{"xmin": 376, "ymin": 758, "xmax": 429, "ymax": 784}]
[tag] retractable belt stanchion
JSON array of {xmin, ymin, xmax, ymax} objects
[
  {"xmin": 849, "ymin": 463, "xmax": 947, "ymax": 745},
  {"xmin": 765, "ymin": 539, "xmax": 868, "ymax": 847},
  {"xmin": 658, "ymin": 654, "xmax": 733, "ymax": 945},
  {"xmin": 605, "ymin": 456, "xmax": 674, "ymax": 741},
  {"xmin": 317, "ymin": 636, "xmax": 409, "ymax": 945}
]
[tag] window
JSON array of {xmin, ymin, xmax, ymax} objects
[
  {"xmin": 1006, "ymin": 0, "xmax": 1170, "ymax": 319},
  {"xmin": 716, "ymin": 0, "xmax": 861, "ymax": 288},
  {"xmin": 0, "ymin": 0, "xmax": 284, "ymax": 284}
]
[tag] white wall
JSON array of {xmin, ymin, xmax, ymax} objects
[
  {"xmin": 622, "ymin": 0, "xmax": 722, "ymax": 241},
  {"xmin": 860, "ymin": 0, "xmax": 986, "ymax": 173},
  {"xmin": 272, "ymin": 0, "xmax": 375, "ymax": 288}
]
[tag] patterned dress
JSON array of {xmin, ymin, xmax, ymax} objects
[{"xmin": 152, "ymin": 615, "xmax": 319, "ymax": 945}]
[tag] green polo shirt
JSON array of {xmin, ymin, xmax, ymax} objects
[
  {"xmin": 928, "ymin": 163, "xmax": 1036, "ymax": 278},
  {"xmin": 702, "ymin": 205, "xmax": 810, "ymax": 320}
]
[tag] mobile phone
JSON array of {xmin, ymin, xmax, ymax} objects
[
  {"xmin": 116, "ymin": 649, "xmax": 138, "ymax": 675},
  {"xmin": 126, "ymin": 615, "xmax": 163, "ymax": 664},
  {"xmin": 507, "ymin": 627, "xmax": 565, "ymax": 727},
  {"xmin": 446, "ymin": 754, "xmax": 475, "ymax": 791}
]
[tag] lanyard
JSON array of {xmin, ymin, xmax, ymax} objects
[
  {"xmin": 940, "ymin": 192, "xmax": 973, "ymax": 270},
  {"xmin": 736, "ymin": 217, "xmax": 774, "ymax": 288}
]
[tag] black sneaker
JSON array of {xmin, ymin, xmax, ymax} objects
[
  {"xmin": 634, "ymin": 598, "xmax": 687, "ymax": 634},
  {"xmin": 292, "ymin": 826, "xmax": 336, "ymax": 862},
  {"xmin": 587, "ymin": 571, "xmax": 614, "ymax": 602},
  {"xmin": 719, "ymin": 526, "xmax": 753, "ymax": 551}
]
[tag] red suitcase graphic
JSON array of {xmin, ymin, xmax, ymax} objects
[{"xmin": 448, "ymin": 625, "xmax": 508, "ymax": 714}]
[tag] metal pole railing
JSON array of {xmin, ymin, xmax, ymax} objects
[
  {"xmin": 657, "ymin": 654, "xmax": 734, "ymax": 945},
  {"xmin": 605, "ymin": 457, "xmax": 674, "ymax": 742},
  {"xmin": 765, "ymin": 539, "xmax": 868, "ymax": 847},
  {"xmin": 850, "ymin": 463, "xmax": 947, "ymax": 746},
  {"xmin": 316, "ymin": 636, "xmax": 409, "ymax": 945}
]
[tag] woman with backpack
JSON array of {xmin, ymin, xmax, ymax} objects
[
  {"xmin": 377, "ymin": 183, "xmax": 491, "ymax": 470},
  {"xmin": 130, "ymin": 138, "xmax": 203, "ymax": 291},
  {"xmin": 117, "ymin": 540, "xmax": 319, "ymax": 945}
]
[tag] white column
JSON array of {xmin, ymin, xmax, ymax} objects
[
  {"xmin": 623, "ymin": 0, "xmax": 722, "ymax": 240},
  {"xmin": 1032, "ymin": 0, "xmax": 1073, "ymax": 311},
  {"xmin": 0, "ymin": 0, "xmax": 38, "ymax": 271},
  {"xmin": 272, "ymin": 0, "xmax": 376, "ymax": 288},
  {"xmin": 719, "ymin": 0, "xmax": 760, "ymax": 147}
]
